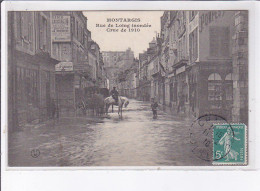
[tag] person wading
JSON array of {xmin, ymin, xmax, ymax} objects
[{"xmin": 151, "ymin": 98, "xmax": 158, "ymax": 119}]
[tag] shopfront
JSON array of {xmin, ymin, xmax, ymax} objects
[
  {"xmin": 15, "ymin": 51, "xmax": 58, "ymax": 125},
  {"xmin": 194, "ymin": 62, "xmax": 233, "ymax": 120}
]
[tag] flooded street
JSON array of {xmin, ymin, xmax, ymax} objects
[{"xmin": 9, "ymin": 99, "xmax": 210, "ymax": 166}]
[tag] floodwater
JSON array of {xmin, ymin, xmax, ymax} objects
[{"xmin": 8, "ymin": 99, "xmax": 210, "ymax": 166}]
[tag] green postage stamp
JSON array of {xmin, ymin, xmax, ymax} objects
[{"xmin": 213, "ymin": 124, "xmax": 247, "ymax": 165}]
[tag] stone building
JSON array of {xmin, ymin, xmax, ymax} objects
[
  {"xmin": 190, "ymin": 11, "xmax": 236, "ymax": 119},
  {"xmin": 137, "ymin": 10, "xmax": 248, "ymax": 122},
  {"xmin": 102, "ymin": 48, "xmax": 135, "ymax": 90},
  {"xmin": 166, "ymin": 11, "xmax": 189, "ymax": 113},
  {"xmin": 232, "ymin": 11, "xmax": 248, "ymax": 124},
  {"xmin": 8, "ymin": 11, "xmax": 59, "ymax": 129},
  {"xmin": 52, "ymin": 11, "xmax": 102, "ymax": 117},
  {"xmin": 117, "ymin": 60, "xmax": 138, "ymax": 98},
  {"xmin": 137, "ymin": 52, "xmax": 148, "ymax": 101}
]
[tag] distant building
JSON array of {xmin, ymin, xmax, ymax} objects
[
  {"xmin": 117, "ymin": 59, "xmax": 139, "ymax": 98},
  {"xmin": 102, "ymin": 48, "xmax": 135, "ymax": 89},
  {"xmin": 137, "ymin": 36, "xmax": 161, "ymax": 102}
]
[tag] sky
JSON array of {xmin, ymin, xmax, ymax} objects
[{"xmin": 83, "ymin": 11, "xmax": 164, "ymax": 57}]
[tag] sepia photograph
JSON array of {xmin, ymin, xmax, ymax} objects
[{"xmin": 7, "ymin": 10, "xmax": 248, "ymax": 167}]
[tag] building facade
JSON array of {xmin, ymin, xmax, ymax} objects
[
  {"xmin": 117, "ymin": 59, "xmax": 138, "ymax": 98},
  {"xmin": 137, "ymin": 10, "xmax": 248, "ymax": 123},
  {"xmin": 8, "ymin": 11, "xmax": 59, "ymax": 129},
  {"xmin": 102, "ymin": 48, "xmax": 135, "ymax": 90},
  {"xmin": 51, "ymin": 11, "xmax": 105, "ymax": 117}
]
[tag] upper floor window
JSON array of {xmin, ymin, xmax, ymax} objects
[
  {"xmin": 17, "ymin": 12, "xmax": 33, "ymax": 42},
  {"xmin": 189, "ymin": 27, "xmax": 198, "ymax": 63},
  {"xmin": 209, "ymin": 26, "xmax": 230, "ymax": 58},
  {"xmin": 39, "ymin": 14, "xmax": 47, "ymax": 51},
  {"xmin": 76, "ymin": 20, "xmax": 78, "ymax": 38}
]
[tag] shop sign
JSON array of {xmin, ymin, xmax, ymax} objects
[
  {"xmin": 55, "ymin": 62, "xmax": 73, "ymax": 72},
  {"xmin": 51, "ymin": 15, "xmax": 71, "ymax": 42},
  {"xmin": 199, "ymin": 11, "xmax": 225, "ymax": 32}
]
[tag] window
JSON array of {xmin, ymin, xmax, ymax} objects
[
  {"xmin": 76, "ymin": 20, "xmax": 78, "ymax": 39},
  {"xmin": 71, "ymin": 17, "xmax": 74, "ymax": 35},
  {"xmin": 28, "ymin": 23, "xmax": 33, "ymax": 42},
  {"xmin": 189, "ymin": 28, "xmax": 198, "ymax": 63},
  {"xmin": 183, "ymin": 35, "xmax": 186, "ymax": 59},
  {"xmin": 21, "ymin": 12, "xmax": 29, "ymax": 41},
  {"xmin": 16, "ymin": 12, "xmax": 22, "ymax": 38},
  {"xmin": 208, "ymin": 73, "xmax": 222, "ymax": 109},
  {"xmin": 225, "ymin": 73, "xmax": 232, "ymax": 81},
  {"xmin": 225, "ymin": 73, "xmax": 233, "ymax": 101},
  {"xmin": 208, "ymin": 73, "xmax": 221, "ymax": 81},
  {"xmin": 39, "ymin": 14, "xmax": 47, "ymax": 51},
  {"xmin": 209, "ymin": 26, "xmax": 230, "ymax": 58}
]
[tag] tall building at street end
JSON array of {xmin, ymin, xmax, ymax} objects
[{"xmin": 102, "ymin": 48, "xmax": 135, "ymax": 90}]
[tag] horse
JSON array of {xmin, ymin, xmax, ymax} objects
[{"xmin": 104, "ymin": 96, "xmax": 129, "ymax": 117}]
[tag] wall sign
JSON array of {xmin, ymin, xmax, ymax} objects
[
  {"xmin": 51, "ymin": 15, "xmax": 71, "ymax": 42},
  {"xmin": 55, "ymin": 62, "xmax": 73, "ymax": 72}
]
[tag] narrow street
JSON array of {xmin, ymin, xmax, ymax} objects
[{"xmin": 9, "ymin": 99, "xmax": 210, "ymax": 166}]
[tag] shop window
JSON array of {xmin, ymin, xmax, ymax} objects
[
  {"xmin": 225, "ymin": 73, "xmax": 233, "ymax": 101},
  {"xmin": 225, "ymin": 73, "xmax": 232, "ymax": 81},
  {"xmin": 208, "ymin": 73, "xmax": 222, "ymax": 106}
]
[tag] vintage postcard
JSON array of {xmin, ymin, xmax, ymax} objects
[{"xmin": 4, "ymin": 7, "xmax": 251, "ymax": 168}]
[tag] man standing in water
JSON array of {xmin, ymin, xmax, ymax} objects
[{"xmin": 151, "ymin": 98, "xmax": 158, "ymax": 119}]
